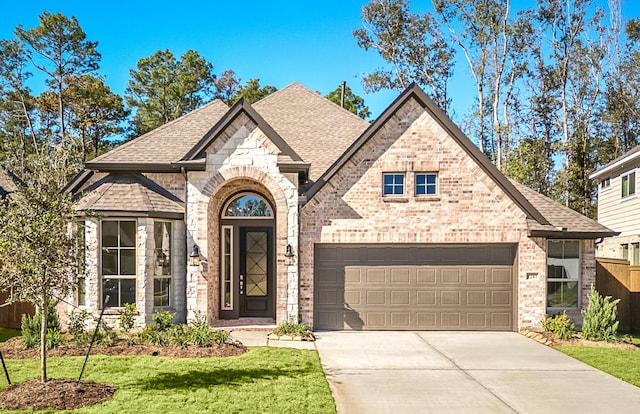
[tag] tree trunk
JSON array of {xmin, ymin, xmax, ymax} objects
[{"xmin": 40, "ymin": 295, "xmax": 48, "ymax": 383}]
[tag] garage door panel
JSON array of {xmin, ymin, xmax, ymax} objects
[{"xmin": 314, "ymin": 244, "xmax": 515, "ymax": 331}]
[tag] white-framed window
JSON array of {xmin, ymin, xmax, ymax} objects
[
  {"xmin": 101, "ymin": 220, "xmax": 136, "ymax": 308},
  {"xmin": 622, "ymin": 171, "xmax": 636, "ymax": 198},
  {"xmin": 601, "ymin": 177, "xmax": 611, "ymax": 190},
  {"xmin": 622, "ymin": 244, "xmax": 629, "ymax": 261},
  {"xmin": 415, "ymin": 173, "xmax": 438, "ymax": 196},
  {"xmin": 383, "ymin": 173, "xmax": 405, "ymax": 196},
  {"xmin": 221, "ymin": 225, "xmax": 233, "ymax": 310},
  {"xmin": 632, "ymin": 243, "xmax": 640, "ymax": 266},
  {"xmin": 153, "ymin": 221, "xmax": 172, "ymax": 307},
  {"xmin": 547, "ymin": 240, "xmax": 580, "ymax": 309}
]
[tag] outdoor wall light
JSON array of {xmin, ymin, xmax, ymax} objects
[
  {"xmin": 188, "ymin": 244, "xmax": 201, "ymax": 267},
  {"xmin": 285, "ymin": 244, "xmax": 295, "ymax": 266},
  {"xmin": 156, "ymin": 251, "xmax": 167, "ymax": 267}
]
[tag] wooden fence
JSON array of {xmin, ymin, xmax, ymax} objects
[
  {"xmin": 0, "ymin": 290, "xmax": 34, "ymax": 329},
  {"xmin": 595, "ymin": 257, "xmax": 640, "ymax": 332}
]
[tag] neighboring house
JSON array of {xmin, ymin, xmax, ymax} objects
[
  {"xmin": 66, "ymin": 82, "xmax": 615, "ymax": 331},
  {"xmin": 0, "ymin": 169, "xmax": 35, "ymax": 328},
  {"xmin": 590, "ymin": 145, "xmax": 640, "ymax": 264}
]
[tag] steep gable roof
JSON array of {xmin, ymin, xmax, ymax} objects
[
  {"xmin": 253, "ymin": 82, "xmax": 370, "ymax": 180},
  {"xmin": 75, "ymin": 174, "xmax": 184, "ymax": 219},
  {"xmin": 181, "ymin": 98, "xmax": 305, "ymax": 168},
  {"xmin": 86, "ymin": 100, "xmax": 230, "ymax": 171},
  {"xmin": 306, "ymin": 83, "xmax": 615, "ymax": 238}
]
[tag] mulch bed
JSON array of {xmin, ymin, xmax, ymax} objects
[
  {"xmin": 0, "ymin": 336, "xmax": 247, "ymax": 410},
  {"xmin": 0, "ymin": 379, "xmax": 116, "ymax": 411}
]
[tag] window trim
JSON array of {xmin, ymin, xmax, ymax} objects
[
  {"xmin": 621, "ymin": 171, "xmax": 636, "ymax": 199},
  {"xmin": 222, "ymin": 192, "xmax": 274, "ymax": 218},
  {"xmin": 382, "ymin": 173, "xmax": 405, "ymax": 197},
  {"xmin": 153, "ymin": 220, "xmax": 173, "ymax": 308},
  {"xmin": 546, "ymin": 239, "xmax": 581, "ymax": 310},
  {"xmin": 101, "ymin": 219, "xmax": 137, "ymax": 308},
  {"xmin": 415, "ymin": 172, "xmax": 438, "ymax": 197},
  {"xmin": 600, "ymin": 177, "xmax": 611, "ymax": 191}
]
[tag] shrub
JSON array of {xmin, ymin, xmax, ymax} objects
[
  {"xmin": 21, "ymin": 307, "xmax": 61, "ymax": 349},
  {"xmin": 543, "ymin": 312, "xmax": 575, "ymax": 340},
  {"xmin": 67, "ymin": 309, "xmax": 91, "ymax": 336},
  {"xmin": 119, "ymin": 303, "xmax": 136, "ymax": 332},
  {"xmin": 272, "ymin": 319, "xmax": 309, "ymax": 336},
  {"xmin": 581, "ymin": 285, "xmax": 620, "ymax": 342},
  {"xmin": 152, "ymin": 310, "xmax": 175, "ymax": 332}
]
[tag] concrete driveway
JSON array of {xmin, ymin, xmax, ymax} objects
[{"xmin": 315, "ymin": 331, "xmax": 640, "ymax": 414}]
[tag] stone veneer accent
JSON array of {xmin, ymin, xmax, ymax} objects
[
  {"xmin": 186, "ymin": 113, "xmax": 299, "ymax": 324},
  {"xmin": 299, "ymin": 97, "xmax": 549, "ymax": 330}
]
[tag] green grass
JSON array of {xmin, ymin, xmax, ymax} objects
[
  {"xmin": 557, "ymin": 345, "xmax": 640, "ymax": 387},
  {"xmin": 0, "ymin": 348, "xmax": 336, "ymax": 414},
  {"xmin": 0, "ymin": 328, "xmax": 20, "ymax": 343}
]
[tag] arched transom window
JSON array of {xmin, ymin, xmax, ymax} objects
[{"xmin": 223, "ymin": 193, "xmax": 273, "ymax": 218}]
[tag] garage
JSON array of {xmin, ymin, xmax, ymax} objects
[{"xmin": 314, "ymin": 244, "xmax": 517, "ymax": 331}]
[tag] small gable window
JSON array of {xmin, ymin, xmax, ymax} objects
[
  {"xmin": 415, "ymin": 173, "xmax": 437, "ymax": 196},
  {"xmin": 622, "ymin": 171, "xmax": 636, "ymax": 198},
  {"xmin": 223, "ymin": 193, "xmax": 273, "ymax": 218},
  {"xmin": 383, "ymin": 173, "xmax": 405, "ymax": 196}
]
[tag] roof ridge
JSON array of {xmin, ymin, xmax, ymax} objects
[{"xmin": 253, "ymin": 81, "xmax": 303, "ymax": 106}]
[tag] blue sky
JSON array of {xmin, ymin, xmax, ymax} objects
[{"xmin": 2, "ymin": 0, "xmax": 640, "ymax": 123}]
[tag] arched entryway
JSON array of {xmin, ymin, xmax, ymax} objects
[{"xmin": 218, "ymin": 192, "xmax": 276, "ymax": 319}]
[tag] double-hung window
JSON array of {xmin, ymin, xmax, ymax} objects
[
  {"xmin": 383, "ymin": 173, "xmax": 405, "ymax": 196},
  {"xmin": 622, "ymin": 171, "xmax": 636, "ymax": 198},
  {"xmin": 101, "ymin": 220, "xmax": 136, "ymax": 308},
  {"xmin": 547, "ymin": 240, "xmax": 580, "ymax": 309},
  {"xmin": 154, "ymin": 221, "xmax": 172, "ymax": 307}
]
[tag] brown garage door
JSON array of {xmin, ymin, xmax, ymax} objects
[{"xmin": 314, "ymin": 244, "xmax": 516, "ymax": 331}]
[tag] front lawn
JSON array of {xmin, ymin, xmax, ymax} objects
[
  {"xmin": 0, "ymin": 347, "xmax": 335, "ymax": 413},
  {"xmin": 0, "ymin": 328, "xmax": 20, "ymax": 343},
  {"xmin": 557, "ymin": 345, "xmax": 640, "ymax": 388}
]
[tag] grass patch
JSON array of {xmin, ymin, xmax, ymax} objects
[
  {"xmin": 0, "ymin": 328, "xmax": 20, "ymax": 343},
  {"xmin": 0, "ymin": 348, "xmax": 335, "ymax": 413},
  {"xmin": 557, "ymin": 345, "xmax": 640, "ymax": 387}
]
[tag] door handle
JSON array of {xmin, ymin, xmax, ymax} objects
[{"xmin": 240, "ymin": 274, "xmax": 244, "ymax": 295}]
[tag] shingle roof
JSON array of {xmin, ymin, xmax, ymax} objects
[
  {"xmin": 510, "ymin": 180, "xmax": 617, "ymax": 238},
  {"xmin": 86, "ymin": 100, "xmax": 230, "ymax": 170},
  {"xmin": 75, "ymin": 174, "xmax": 184, "ymax": 218},
  {"xmin": 253, "ymin": 82, "xmax": 370, "ymax": 180}
]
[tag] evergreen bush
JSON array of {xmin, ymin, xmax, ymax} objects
[{"xmin": 581, "ymin": 285, "xmax": 620, "ymax": 342}]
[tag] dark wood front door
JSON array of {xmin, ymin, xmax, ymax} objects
[{"xmin": 239, "ymin": 227, "xmax": 274, "ymax": 317}]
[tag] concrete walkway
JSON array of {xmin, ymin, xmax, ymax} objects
[{"xmin": 314, "ymin": 331, "xmax": 640, "ymax": 414}]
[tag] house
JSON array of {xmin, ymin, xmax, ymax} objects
[
  {"xmin": 66, "ymin": 82, "xmax": 615, "ymax": 331},
  {"xmin": 590, "ymin": 146, "xmax": 640, "ymax": 265}
]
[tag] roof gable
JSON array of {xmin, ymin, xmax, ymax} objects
[
  {"xmin": 306, "ymin": 83, "xmax": 549, "ymax": 226},
  {"xmin": 181, "ymin": 98, "xmax": 304, "ymax": 165}
]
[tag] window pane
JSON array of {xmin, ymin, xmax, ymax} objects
[
  {"xmin": 224, "ymin": 194, "xmax": 272, "ymax": 217},
  {"xmin": 154, "ymin": 222, "xmax": 171, "ymax": 276},
  {"xmin": 103, "ymin": 279, "xmax": 118, "ymax": 307},
  {"xmin": 383, "ymin": 184, "xmax": 394, "ymax": 195},
  {"xmin": 120, "ymin": 249, "xmax": 136, "ymax": 275},
  {"xmin": 102, "ymin": 221, "xmax": 118, "ymax": 247},
  {"xmin": 102, "ymin": 249, "xmax": 118, "ymax": 275},
  {"xmin": 630, "ymin": 172, "xmax": 636, "ymax": 195},
  {"xmin": 622, "ymin": 244, "xmax": 629, "ymax": 260},
  {"xmin": 416, "ymin": 174, "xmax": 425, "ymax": 185},
  {"xmin": 426, "ymin": 174, "xmax": 436, "ymax": 184},
  {"xmin": 120, "ymin": 221, "xmax": 137, "ymax": 247},
  {"xmin": 547, "ymin": 281, "xmax": 578, "ymax": 308},
  {"xmin": 120, "ymin": 279, "xmax": 136, "ymax": 306},
  {"xmin": 154, "ymin": 278, "xmax": 171, "ymax": 307},
  {"xmin": 383, "ymin": 174, "xmax": 394, "ymax": 185}
]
